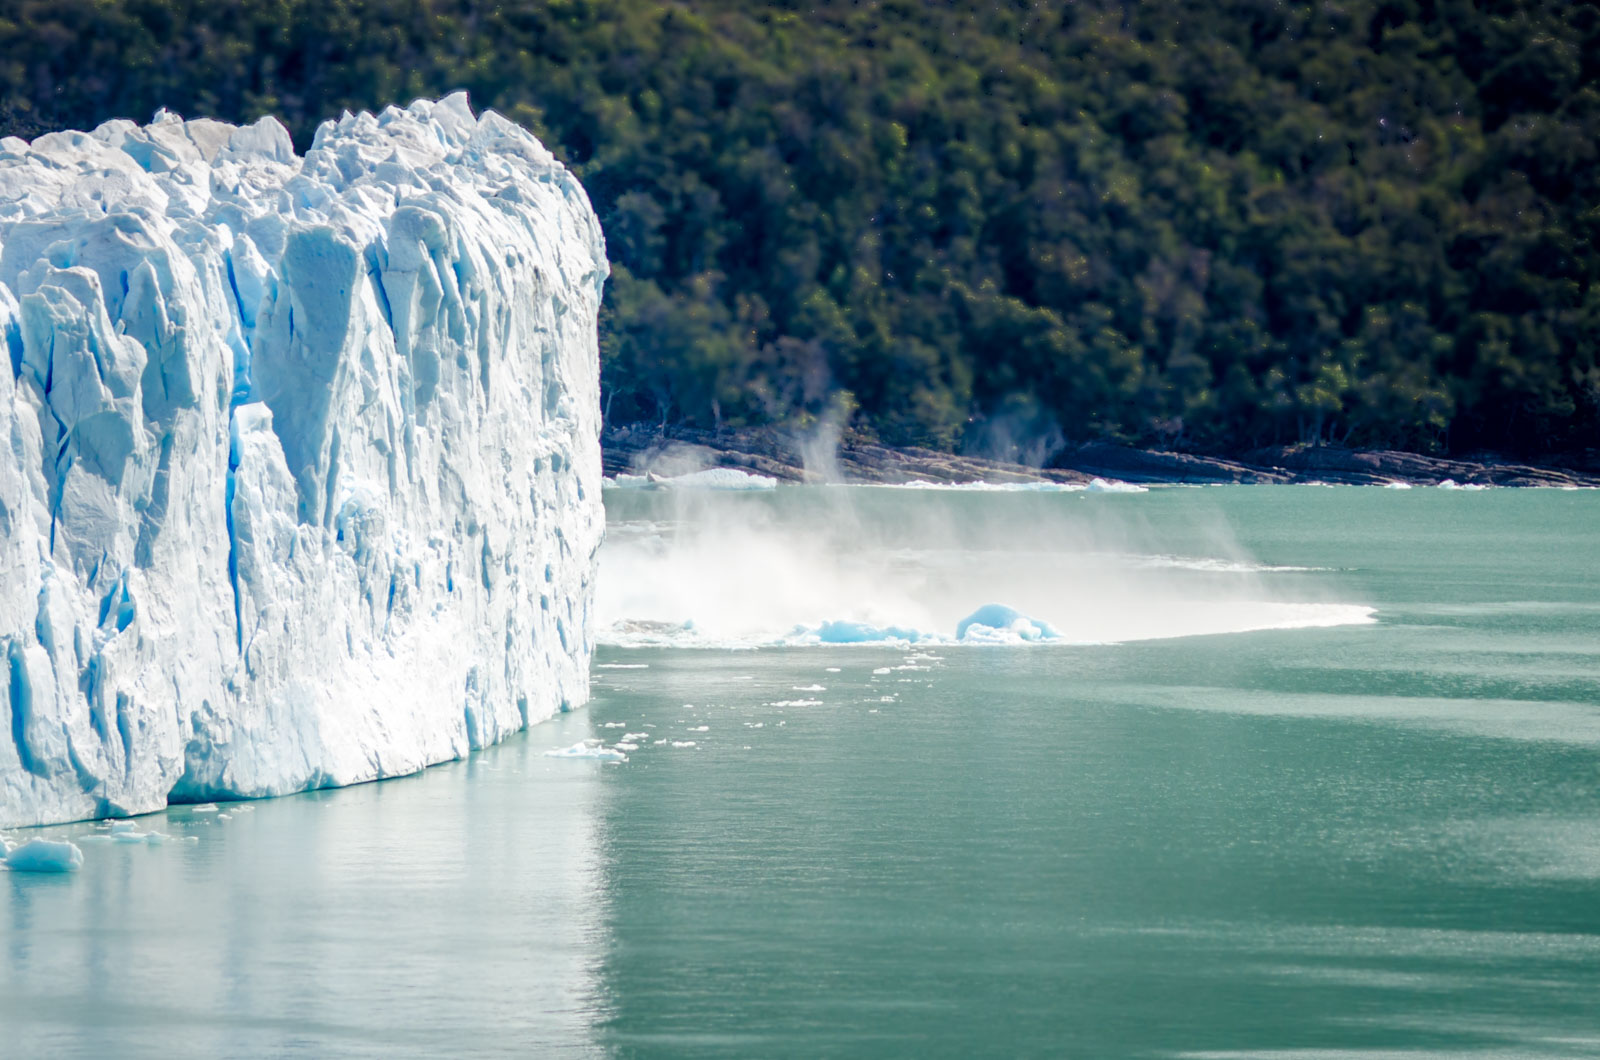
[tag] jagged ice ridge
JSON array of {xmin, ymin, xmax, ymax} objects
[{"xmin": 0, "ymin": 93, "xmax": 607, "ymax": 827}]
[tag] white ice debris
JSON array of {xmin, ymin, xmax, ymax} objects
[
  {"xmin": 4, "ymin": 837, "xmax": 83, "ymax": 872},
  {"xmin": 544, "ymin": 741, "xmax": 627, "ymax": 762},
  {"xmin": 0, "ymin": 93, "xmax": 606, "ymax": 827}
]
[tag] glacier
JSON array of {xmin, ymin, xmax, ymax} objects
[{"xmin": 0, "ymin": 93, "xmax": 607, "ymax": 827}]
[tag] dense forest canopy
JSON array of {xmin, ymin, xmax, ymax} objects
[{"xmin": 1, "ymin": 0, "xmax": 1596, "ymax": 456}]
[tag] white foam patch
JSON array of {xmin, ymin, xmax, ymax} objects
[
  {"xmin": 607, "ymin": 468, "xmax": 777, "ymax": 491},
  {"xmin": 597, "ymin": 485, "xmax": 1374, "ymax": 650},
  {"xmin": 869, "ymin": 480, "xmax": 1087, "ymax": 493},
  {"xmin": 1085, "ymin": 478, "xmax": 1148, "ymax": 493}
]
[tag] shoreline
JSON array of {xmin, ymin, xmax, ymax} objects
[{"xmin": 602, "ymin": 425, "xmax": 1600, "ymax": 489}]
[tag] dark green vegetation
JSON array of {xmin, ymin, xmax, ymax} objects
[{"xmin": 2, "ymin": 1, "xmax": 1596, "ymax": 455}]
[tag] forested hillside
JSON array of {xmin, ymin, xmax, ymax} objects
[{"xmin": 2, "ymin": 0, "xmax": 1595, "ymax": 456}]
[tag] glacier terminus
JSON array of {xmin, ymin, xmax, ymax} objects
[{"xmin": 0, "ymin": 94, "xmax": 607, "ymax": 827}]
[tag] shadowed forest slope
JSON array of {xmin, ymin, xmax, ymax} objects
[{"xmin": 2, "ymin": 0, "xmax": 1595, "ymax": 457}]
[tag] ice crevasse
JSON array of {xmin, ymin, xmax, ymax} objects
[{"xmin": 0, "ymin": 93, "xmax": 608, "ymax": 827}]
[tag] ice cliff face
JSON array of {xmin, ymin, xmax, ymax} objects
[{"xmin": 0, "ymin": 94, "xmax": 607, "ymax": 827}]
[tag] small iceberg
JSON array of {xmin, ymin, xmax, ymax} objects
[
  {"xmin": 4, "ymin": 838, "xmax": 84, "ymax": 873},
  {"xmin": 812, "ymin": 619, "xmax": 930, "ymax": 644},
  {"xmin": 1086, "ymin": 477, "xmax": 1147, "ymax": 493},
  {"xmin": 1382, "ymin": 481, "xmax": 1412, "ymax": 489},
  {"xmin": 956, "ymin": 604, "xmax": 1062, "ymax": 643},
  {"xmin": 544, "ymin": 740, "xmax": 629, "ymax": 762}
]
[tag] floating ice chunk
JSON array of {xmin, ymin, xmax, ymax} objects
[
  {"xmin": 190, "ymin": 805, "xmax": 220, "ymax": 814},
  {"xmin": 623, "ymin": 732, "xmax": 650, "ymax": 741},
  {"xmin": 1086, "ymin": 477, "xmax": 1148, "ymax": 493},
  {"xmin": 825, "ymin": 667, "xmax": 842, "ymax": 673},
  {"xmin": 601, "ymin": 722, "xmax": 627, "ymax": 728},
  {"xmin": 956, "ymin": 604, "xmax": 1062, "ymax": 643},
  {"xmin": 768, "ymin": 699, "xmax": 822, "ymax": 707},
  {"xmin": 793, "ymin": 684, "xmax": 826, "ymax": 691},
  {"xmin": 4, "ymin": 839, "xmax": 84, "ymax": 873},
  {"xmin": 688, "ymin": 725, "xmax": 709, "ymax": 732},
  {"xmin": 812, "ymin": 620, "xmax": 930, "ymax": 644},
  {"xmin": 1382, "ymin": 481, "xmax": 1413, "ymax": 489},
  {"xmin": 873, "ymin": 667, "xmax": 892, "ymax": 675},
  {"xmin": 1437, "ymin": 479, "xmax": 1460, "ymax": 489},
  {"xmin": 544, "ymin": 741, "xmax": 628, "ymax": 762},
  {"xmin": 670, "ymin": 741, "xmax": 698, "ymax": 748},
  {"xmin": 596, "ymin": 663, "xmax": 650, "ymax": 670}
]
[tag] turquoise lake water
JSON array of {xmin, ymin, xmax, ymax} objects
[{"xmin": 4, "ymin": 485, "xmax": 1599, "ymax": 1057}]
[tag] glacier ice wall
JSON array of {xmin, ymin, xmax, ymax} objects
[{"xmin": 0, "ymin": 93, "xmax": 607, "ymax": 827}]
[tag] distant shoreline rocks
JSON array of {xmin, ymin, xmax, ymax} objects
[{"xmin": 602, "ymin": 424, "xmax": 1600, "ymax": 490}]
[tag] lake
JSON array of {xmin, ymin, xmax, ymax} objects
[{"xmin": 4, "ymin": 484, "xmax": 1599, "ymax": 1057}]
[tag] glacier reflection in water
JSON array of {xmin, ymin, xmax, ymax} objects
[{"xmin": 0, "ymin": 710, "xmax": 612, "ymax": 1057}]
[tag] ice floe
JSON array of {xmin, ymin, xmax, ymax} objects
[{"xmin": 4, "ymin": 838, "xmax": 84, "ymax": 872}]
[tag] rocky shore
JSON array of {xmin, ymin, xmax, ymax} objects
[{"xmin": 603, "ymin": 424, "xmax": 1600, "ymax": 489}]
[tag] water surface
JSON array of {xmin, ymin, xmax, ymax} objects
[{"xmin": 4, "ymin": 486, "xmax": 1599, "ymax": 1057}]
